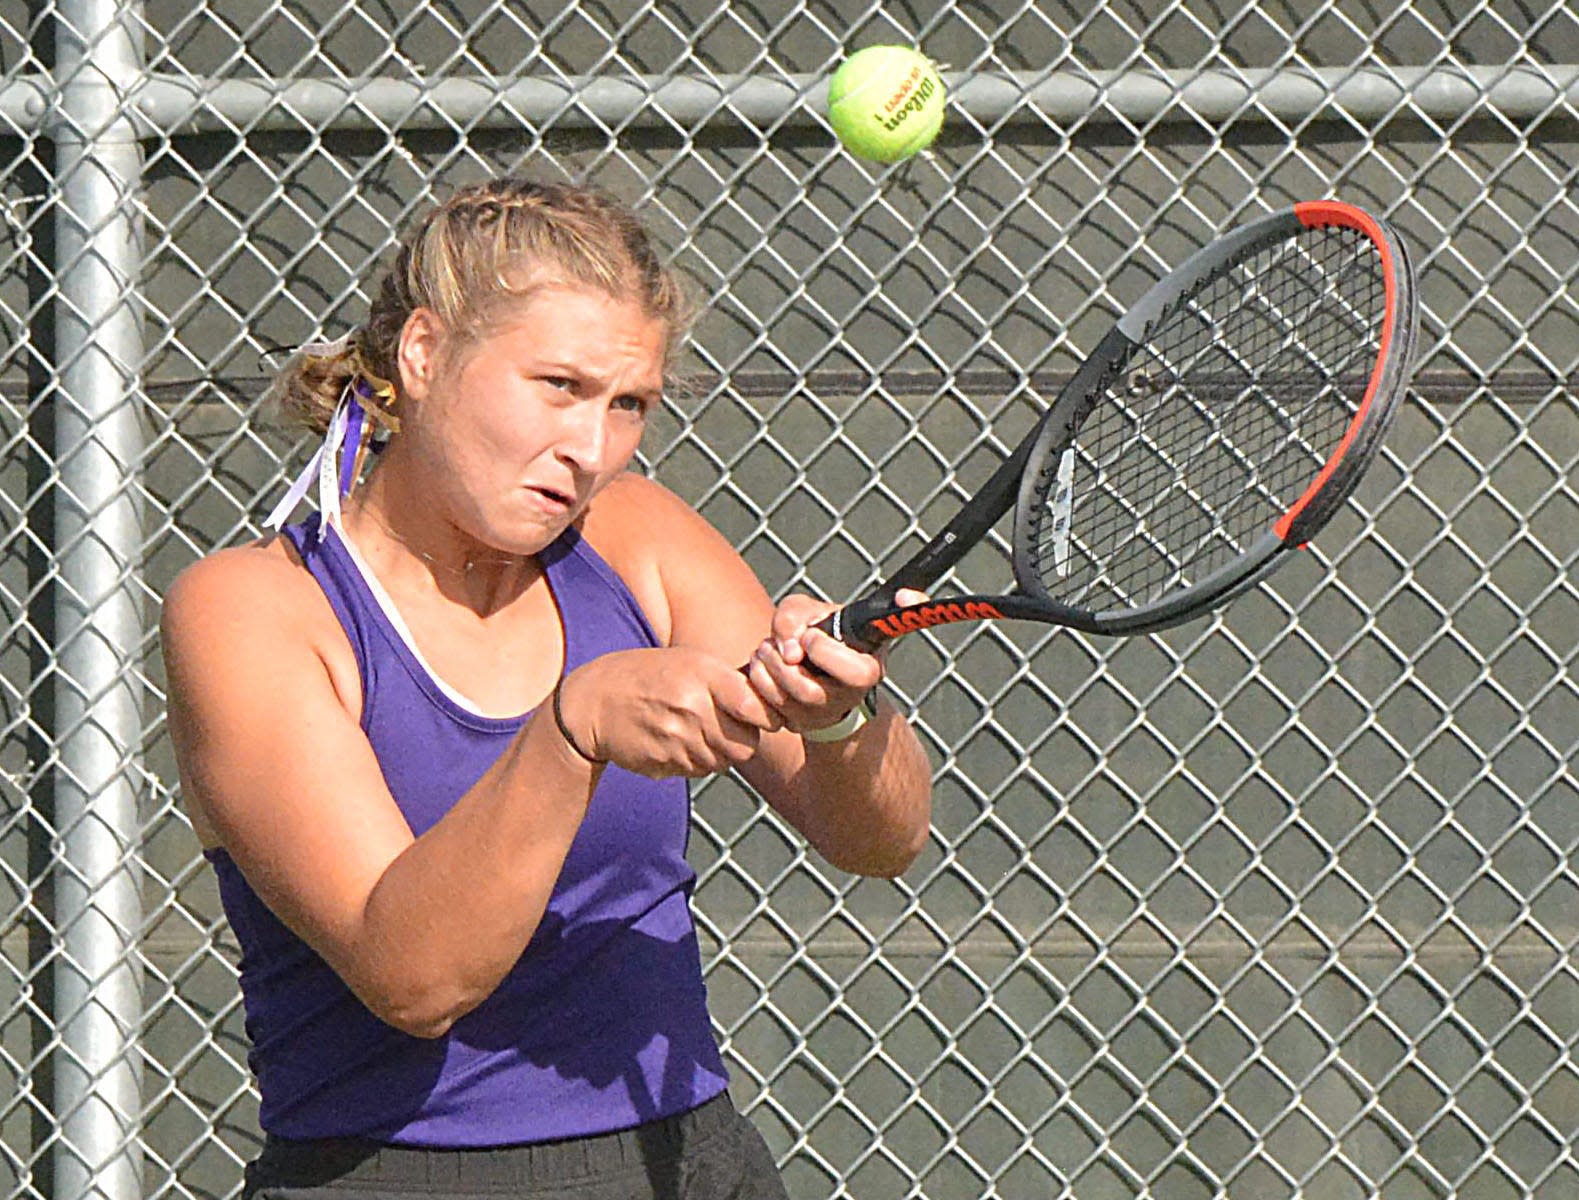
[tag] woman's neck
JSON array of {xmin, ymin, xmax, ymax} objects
[{"xmin": 339, "ymin": 494, "xmax": 541, "ymax": 617}]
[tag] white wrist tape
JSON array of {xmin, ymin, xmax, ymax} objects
[{"xmin": 802, "ymin": 691, "xmax": 878, "ymax": 743}]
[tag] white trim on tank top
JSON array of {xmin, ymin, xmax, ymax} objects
[{"xmin": 331, "ymin": 517, "xmax": 510, "ymax": 720}]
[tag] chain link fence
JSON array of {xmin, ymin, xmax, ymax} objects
[{"xmin": 0, "ymin": 1, "xmax": 1574, "ymax": 1197}]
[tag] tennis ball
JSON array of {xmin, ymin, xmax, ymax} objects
[{"xmin": 827, "ymin": 45, "xmax": 946, "ymax": 164}]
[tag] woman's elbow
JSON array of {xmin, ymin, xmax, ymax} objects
[
  {"xmin": 378, "ymin": 1004, "xmax": 457, "ymax": 1040},
  {"xmin": 352, "ymin": 974, "xmax": 482, "ymax": 1039},
  {"xmin": 823, "ymin": 816, "xmax": 930, "ymax": 879}
]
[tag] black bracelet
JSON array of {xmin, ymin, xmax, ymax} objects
[{"xmin": 551, "ymin": 678, "xmax": 606, "ymax": 765}]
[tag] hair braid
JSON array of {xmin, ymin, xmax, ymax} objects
[{"xmin": 266, "ymin": 177, "xmax": 691, "ymax": 436}]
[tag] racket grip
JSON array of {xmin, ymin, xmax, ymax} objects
[
  {"xmin": 816, "ymin": 602, "xmax": 890, "ymax": 655},
  {"xmin": 737, "ymin": 603, "xmax": 887, "ymax": 680}
]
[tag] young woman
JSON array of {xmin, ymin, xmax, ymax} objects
[{"xmin": 160, "ymin": 176, "xmax": 932, "ymax": 1199}]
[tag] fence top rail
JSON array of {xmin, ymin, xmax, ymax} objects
[{"xmin": 0, "ymin": 62, "xmax": 1572, "ymax": 139}]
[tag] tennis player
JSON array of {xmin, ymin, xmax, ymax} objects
[{"xmin": 160, "ymin": 176, "xmax": 932, "ymax": 1199}]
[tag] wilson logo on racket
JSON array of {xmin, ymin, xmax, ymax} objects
[
  {"xmin": 1048, "ymin": 448, "xmax": 1076, "ymax": 577},
  {"xmin": 870, "ymin": 601, "xmax": 1006, "ymax": 638}
]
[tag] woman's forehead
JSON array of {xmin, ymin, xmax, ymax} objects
[
  {"xmin": 460, "ymin": 287, "xmax": 669, "ymax": 384},
  {"xmin": 475, "ymin": 279, "xmax": 666, "ymax": 340}
]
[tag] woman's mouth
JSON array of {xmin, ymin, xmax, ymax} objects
[{"xmin": 528, "ymin": 484, "xmax": 575, "ymax": 511}]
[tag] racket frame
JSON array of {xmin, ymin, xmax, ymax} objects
[{"xmin": 825, "ymin": 200, "xmax": 1418, "ymax": 650}]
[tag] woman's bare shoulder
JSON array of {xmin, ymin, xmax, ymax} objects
[
  {"xmin": 577, "ymin": 473, "xmax": 697, "ymax": 642},
  {"xmin": 161, "ymin": 531, "xmax": 366, "ymax": 846},
  {"xmin": 584, "ymin": 471, "xmax": 696, "ymax": 526},
  {"xmin": 159, "ymin": 530, "xmax": 356, "ymax": 714},
  {"xmin": 162, "ymin": 533, "xmax": 324, "ymax": 635},
  {"xmin": 579, "ymin": 471, "xmax": 770, "ymax": 654}
]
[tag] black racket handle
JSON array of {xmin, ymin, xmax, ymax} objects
[{"xmin": 814, "ymin": 598, "xmax": 895, "ymax": 656}]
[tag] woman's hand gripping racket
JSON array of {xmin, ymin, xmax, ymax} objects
[{"xmin": 822, "ymin": 200, "xmax": 1419, "ymax": 651}]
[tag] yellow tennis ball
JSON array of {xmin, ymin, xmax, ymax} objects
[{"xmin": 827, "ymin": 45, "xmax": 947, "ymax": 164}]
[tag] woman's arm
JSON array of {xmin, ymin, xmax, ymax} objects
[
  {"xmin": 584, "ymin": 474, "xmax": 933, "ymax": 876},
  {"xmin": 162, "ymin": 540, "xmax": 776, "ymax": 1038},
  {"xmin": 740, "ymin": 596, "xmax": 933, "ymax": 877}
]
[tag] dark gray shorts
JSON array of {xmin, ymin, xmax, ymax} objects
[{"xmin": 242, "ymin": 1092, "xmax": 789, "ymax": 1200}]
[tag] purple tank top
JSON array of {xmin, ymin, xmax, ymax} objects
[{"xmin": 205, "ymin": 513, "xmax": 728, "ymax": 1145}]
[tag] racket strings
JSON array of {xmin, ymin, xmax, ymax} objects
[{"xmin": 1031, "ymin": 225, "xmax": 1387, "ymax": 612}]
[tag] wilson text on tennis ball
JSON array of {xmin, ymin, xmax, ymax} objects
[{"xmin": 874, "ymin": 67, "xmax": 938, "ymax": 131}]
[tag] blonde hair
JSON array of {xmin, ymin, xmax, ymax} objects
[{"xmin": 267, "ymin": 177, "xmax": 692, "ymax": 435}]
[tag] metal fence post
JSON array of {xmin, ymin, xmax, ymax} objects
[{"xmin": 49, "ymin": 2, "xmax": 146, "ymax": 1198}]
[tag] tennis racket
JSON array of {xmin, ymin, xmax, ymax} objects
[{"xmin": 822, "ymin": 200, "xmax": 1418, "ymax": 652}]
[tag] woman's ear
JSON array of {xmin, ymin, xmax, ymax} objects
[{"xmin": 396, "ymin": 309, "xmax": 445, "ymax": 403}]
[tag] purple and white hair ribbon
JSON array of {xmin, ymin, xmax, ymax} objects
[{"xmin": 262, "ymin": 333, "xmax": 391, "ymax": 531}]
